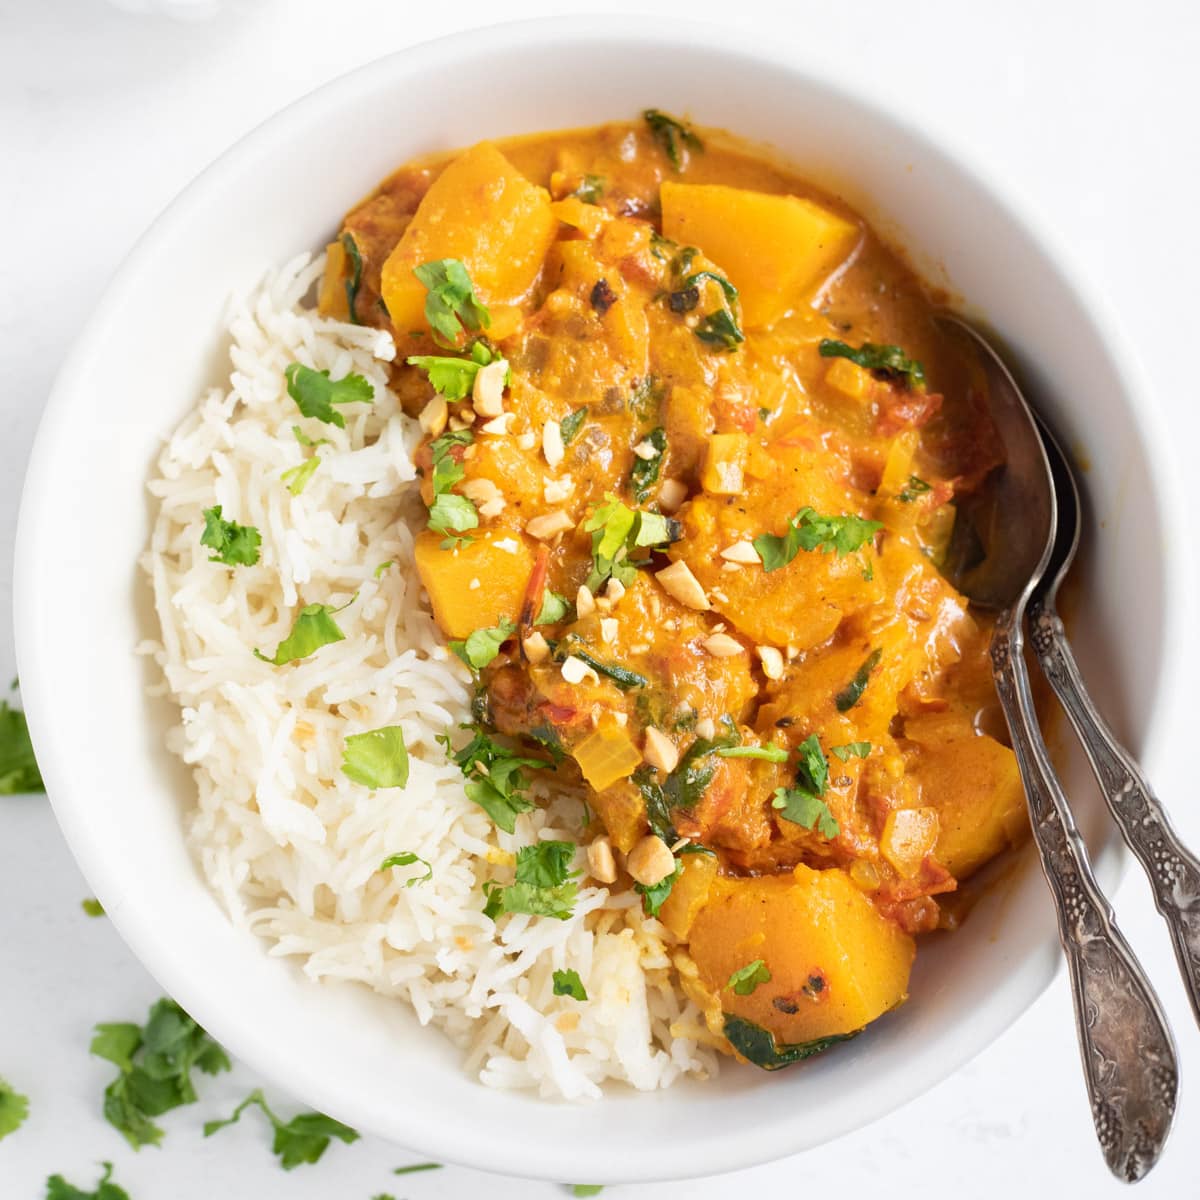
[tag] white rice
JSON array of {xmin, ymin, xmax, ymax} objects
[{"xmin": 139, "ymin": 253, "xmax": 720, "ymax": 1100}]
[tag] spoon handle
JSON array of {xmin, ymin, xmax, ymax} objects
[
  {"xmin": 1029, "ymin": 596, "xmax": 1200, "ymax": 1025},
  {"xmin": 991, "ymin": 615, "xmax": 1177, "ymax": 1182}
]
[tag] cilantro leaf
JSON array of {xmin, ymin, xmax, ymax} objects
[
  {"xmin": 200, "ymin": 506, "xmax": 261, "ymax": 566},
  {"xmin": 413, "ymin": 259, "xmax": 491, "ymax": 347},
  {"xmin": 662, "ymin": 717, "xmax": 739, "ymax": 811},
  {"xmin": 572, "ymin": 175, "xmax": 605, "ymax": 204},
  {"xmin": 255, "ymin": 602, "xmax": 347, "ymax": 666},
  {"xmin": 342, "ymin": 726, "xmax": 409, "ymax": 789},
  {"xmin": 727, "ymin": 959, "xmax": 771, "ymax": 996},
  {"xmin": 0, "ymin": 700, "xmax": 43, "ymax": 794},
  {"xmin": 91, "ymin": 999, "xmax": 230, "ymax": 1151},
  {"xmin": 204, "ymin": 1088, "xmax": 358, "ymax": 1170},
  {"xmin": 630, "ymin": 427, "xmax": 666, "ymax": 502},
  {"xmin": 560, "ymin": 406, "xmax": 589, "ymax": 446},
  {"xmin": 818, "ymin": 338, "xmax": 926, "ymax": 390},
  {"xmin": 280, "ymin": 455, "xmax": 321, "ymax": 495},
  {"xmin": 429, "ymin": 429, "xmax": 474, "ymax": 493},
  {"xmin": 379, "ymin": 851, "xmax": 432, "ymax": 885},
  {"xmin": 44, "ymin": 1163, "xmax": 131, "ymax": 1200},
  {"xmin": 553, "ymin": 969, "xmax": 588, "ymax": 1001},
  {"xmin": 795, "ymin": 733, "xmax": 830, "ymax": 796},
  {"xmin": 898, "ymin": 475, "xmax": 932, "ymax": 502},
  {"xmin": 717, "ymin": 743, "xmax": 789, "ymax": 762},
  {"xmin": 583, "ymin": 493, "xmax": 677, "ymax": 591},
  {"xmin": 292, "ymin": 426, "xmax": 329, "ymax": 448},
  {"xmin": 484, "ymin": 841, "xmax": 579, "ymax": 921},
  {"xmin": 635, "ymin": 859, "xmax": 681, "ymax": 917},
  {"xmin": 752, "ymin": 508, "xmax": 882, "ymax": 572},
  {"xmin": 0, "ymin": 1075, "xmax": 29, "ymax": 1142},
  {"xmin": 694, "ymin": 309, "xmax": 745, "ymax": 351},
  {"xmin": 426, "ymin": 429, "xmax": 479, "ymax": 538},
  {"xmin": 831, "ymin": 741, "xmax": 872, "ymax": 761},
  {"xmin": 449, "ymin": 619, "xmax": 516, "ymax": 671},
  {"xmin": 82, "ymin": 898, "xmax": 105, "ymax": 917},
  {"xmin": 284, "ymin": 362, "xmax": 374, "ymax": 428},
  {"xmin": 536, "ymin": 590, "xmax": 570, "ymax": 625},
  {"xmin": 643, "ymin": 108, "xmax": 703, "ymax": 170},
  {"xmin": 438, "ymin": 726, "xmax": 548, "ymax": 834},
  {"xmin": 772, "ymin": 787, "xmax": 839, "ymax": 838},
  {"xmin": 408, "ymin": 342, "xmax": 503, "ymax": 402},
  {"xmin": 834, "ymin": 648, "xmax": 882, "ymax": 712}
]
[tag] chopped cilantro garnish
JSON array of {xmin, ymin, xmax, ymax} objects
[
  {"xmin": 572, "ymin": 175, "xmax": 605, "ymax": 204},
  {"xmin": 92, "ymin": 998, "xmax": 230, "ymax": 1150},
  {"xmin": 200, "ymin": 506, "xmax": 261, "ymax": 567},
  {"xmin": 407, "ymin": 340, "xmax": 505, "ymax": 402},
  {"xmin": 694, "ymin": 308, "xmax": 745, "ymax": 351},
  {"xmin": 583, "ymin": 493, "xmax": 677, "ymax": 591},
  {"xmin": 727, "ymin": 959, "xmax": 771, "ymax": 996},
  {"xmin": 643, "ymin": 108, "xmax": 703, "ymax": 170},
  {"xmin": 662, "ymin": 717, "xmax": 739, "ymax": 811},
  {"xmin": 835, "ymin": 649, "xmax": 882, "ymax": 712},
  {"xmin": 552, "ymin": 969, "xmax": 588, "ymax": 1001},
  {"xmin": 630, "ymin": 427, "xmax": 666, "ymax": 502},
  {"xmin": 0, "ymin": 699, "xmax": 43, "ymax": 794},
  {"xmin": 0, "ymin": 1075, "xmax": 29, "ymax": 1142},
  {"xmin": 374, "ymin": 560, "xmax": 395, "ymax": 579},
  {"xmin": 280, "ymin": 455, "xmax": 320, "ymax": 495},
  {"xmin": 342, "ymin": 726, "xmax": 409, "ymax": 789},
  {"xmin": 428, "ymin": 494, "xmax": 478, "ymax": 540},
  {"xmin": 716, "ymin": 743, "xmax": 789, "ymax": 763},
  {"xmin": 255, "ymin": 601, "xmax": 348, "ymax": 666},
  {"xmin": 204, "ymin": 1088, "xmax": 358, "ymax": 1170},
  {"xmin": 635, "ymin": 859, "xmax": 681, "ymax": 917},
  {"xmin": 427, "ymin": 429, "xmax": 478, "ymax": 540},
  {"xmin": 82, "ymin": 898, "xmax": 105, "ymax": 917},
  {"xmin": 536, "ymin": 590, "xmax": 570, "ymax": 625},
  {"xmin": 752, "ymin": 508, "xmax": 882, "ymax": 572},
  {"xmin": 483, "ymin": 841, "xmax": 579, "ymax": 921},
  {"xmin": 393, "ymin": 1163, "xmax": 444, "ymax": 1176},
  {"xmin": 898, "ymin": 475, "xmax": 932, "ymax": 502},
  {"xmin": 831, "ymin": 741, "xmax": 872, "ymax": 761},
  {"xmin": 413, "ymin": 258, "xmax": 491, "ymax": 347},
  {"xmin": 560, "ymin": 406, "xmax": 589, "ymax": 446},
  {"xmin": 771, "ymin": 733, "xmax": 839, "ymax": 838},
  {"xmin": 45, "ymin": 1163, "xmax": 130, "ymax": 1200},
  {"xmin": 378, "ymin": 851, "xmax": 432, "ymax": 886},
  {"xmin": 292, "ymin": 425, "xmax": 329, "ymax": 448},
  {"xmin": 284, "ymin": 362, "xmax": 374, "ymax": 428},
  {"xmin": 438, "ymin": 726, "xmax": 548, "ymax": 834},
  {"xmin": 449, "ymin": 619, "xmax": 516, "ymax": 670},
  {"xmin": 818, "ymin": 338, "xmax": 926, "ymax": 390}
]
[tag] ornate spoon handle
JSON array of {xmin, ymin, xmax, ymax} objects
[
  {"xmin": 991, "ymin": 615, "xmax": 1177, "ymax": 1182},
  {"xmin": 1029, "ymin": 595, "xmax": 1200, "ymax": 1025}
]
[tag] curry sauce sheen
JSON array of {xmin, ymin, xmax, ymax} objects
[{"xmin": 318, "ymin": 115, "xmax": 1027, "ymax": 1066}]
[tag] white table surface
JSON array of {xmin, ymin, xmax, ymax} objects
[{"xmin": 4, "ymin": 1, "xmax": 1200, "ymax": 1196}]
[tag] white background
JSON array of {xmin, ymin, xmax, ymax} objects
[{"xmin": 3, "ymin": 1, "xmax": 1200, "ymax": 1197}]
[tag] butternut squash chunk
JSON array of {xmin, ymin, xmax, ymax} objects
[
  {"xmin": 659, "ymin": 851, "xmax": 719, "ymax": 938},
  {"xmin": 381, "ymin": 142, "xmax": 556, "ymax": 339},
  {"xmin": 660, "ymin": 182, "xmax": 860, "ymax": 328},
  {"xmin": 908, "ymin": 732, "xmax": 1027, "ymax": 878},
  {"xmin": 413, "ymin": 528, "xmax": 533, "ymax": 640},
  {"xmin": 688, "ymin": 867, "xmax": 915, "ymax": 1046}
]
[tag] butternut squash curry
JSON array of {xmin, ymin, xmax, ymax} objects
[{"xmin": 316, "ymin": 113, "xmax": 1026, "ymax": 1071}]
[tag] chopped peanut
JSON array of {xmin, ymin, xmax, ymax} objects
[
  {"xmin": 523, "ymin": 631, "xmax": 551, "ymax": 663},
  {"xmin": 471, "ymin": 359, "xmax": 509, "ymax": 417},
  {"xmin": 756, "ymin": 645, "xmax": 785, "ymax": 679},
  {"xmin": 543, "ymin": 419, "xmax": 565, "ymax": 468},
  {"xmin": 525, "ymin": 510, "xmax": 574, "ymax": 540},
  {"xmin": 643, "ymin": 727, "xmax": 680, "ymax": 773},
  {"xmin": 656, "ymin": 560, "xmax": 710, "ymax": 611},
  {"xmin": 561, "ymin": 655, "xmax": 600, "ymax": 685},
  {"xmin": 587, "ymin": 835, "xmax": 618, "ymax": 884},
  {"xmin": 418, "ymin": 395, "xmax": 448, "ymax": 436},
  {"xmin": 626, "ymin": 835, "xmax": 677, "ymax": 888},
  {"xmin": 479, "ymin": 412, "xmax": 513, "ymax": 435},
  {"xmin": 600, "ymin": 617, "xmax": 618, "ymax": 645},
  {"xmin": 658, "ymin": 478, "xmax": 687, "ymax": 513},
  {"xmin": 576, "ymin": 584, "xmax": 596, "ymax": 617},
  {"xmin": 719, "ymin": 540, "xmax": 760, "ymax": 564},
  {"xmin": 703, "ymin": 632, "xmax": 744, "ymax": 657}
]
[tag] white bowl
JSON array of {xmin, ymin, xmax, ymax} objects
[{"xmin": 14, "ymin": 16, "xmax": 1185, "ymax": 1184}]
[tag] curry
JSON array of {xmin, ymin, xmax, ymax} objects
[{"xmin": 317, "ymin": 113, "xmax": 1027, "ymax": 1069}]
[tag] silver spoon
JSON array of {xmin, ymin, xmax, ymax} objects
[
  {"xmin": 1028, "ymin": 418, "xmax": 1200, "ymax": 1026},
  {"xmin": 936, "ymin": 314, "xmax": 1178, "ymax": 1182}
]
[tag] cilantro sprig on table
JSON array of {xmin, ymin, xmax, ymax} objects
[
  {"xmin": 91, "ymin": 998, "xmax": 231, "ymax": 1150},
  {"xmin": 0, "ymin": 1074, "xmax": 29, "ymax": 1142},
  {"xmin": 0, "ymin": 695, "xmax": 43, "ymax": 794},
  {"xmin": 204, "ymin": 1088, "xmax": 358, "ymax": 1170}
]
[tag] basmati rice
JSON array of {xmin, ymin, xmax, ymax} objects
[{"xmin": 140, "ymin": 252, "xmax": 720, "ymax": 1100}]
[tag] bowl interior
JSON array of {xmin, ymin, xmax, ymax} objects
[{"xmin": 14, "ymin": 19, "xmax": 1176, "ymax": 1184}]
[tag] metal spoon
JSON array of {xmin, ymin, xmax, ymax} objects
[
  {"xmin": 936, "ymin": 314, "xmax": 1178, "ymax": 1182},
  {"xmin": 1028, "ymin": 418, "xmax": 1200, "ymax": 1028}
]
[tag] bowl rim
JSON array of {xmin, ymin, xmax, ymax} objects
[{"xmin": 14, "ymin": 13, "xmax": 1188, "ymax": 1182}]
